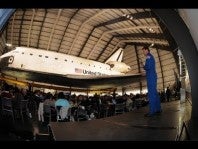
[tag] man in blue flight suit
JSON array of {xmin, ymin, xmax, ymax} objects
[{"xmin": 140, "ymin": 46, "xmax": 162, "ymax": 117}]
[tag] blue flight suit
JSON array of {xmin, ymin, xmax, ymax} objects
[{"xmin": 143, "ymin": 53, "xmax": 161, "ymax": 115}]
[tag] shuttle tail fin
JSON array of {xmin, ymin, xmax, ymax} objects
[{"xmin": 105, "ymin": 48, "xmax": 123, "ymax": 63}]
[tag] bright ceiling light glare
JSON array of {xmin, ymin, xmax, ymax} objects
[
  {"xmin": 149, "ymin": 28, "xmax": 153, "ymax": 31},
  {"xmin": 6, "ymin": 43, "xmax": 12, "ymax": 47},
  {"xmin": 149, "ymin": 43, "xmax": 154, "ymax": 48},
  {"xmin": 123, "ymin": 14, "xmax": 133, "ymax": 20},
  {"xmin": 126, "ymin": 15, "xmax": 130, "ymax": 19},
  {"xmin": 148, "ymin": 28, "xmax": 155, "ymax": 32}
]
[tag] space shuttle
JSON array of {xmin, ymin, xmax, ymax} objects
[{"xmin": 0, "ymin": 47, "xmax": 145, "ymax": 89}]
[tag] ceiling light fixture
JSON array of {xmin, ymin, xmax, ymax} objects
[
  {"xmin": 123, "ymin": 14, "xmax": 133, "ymax": 20},
  {"xmin": 148, "ymin": 28, "xmax": 155, "ymax": 32},
  {"xmin": 149, "ymin": 43, "xmax": 155, "ymax": 48},
  {"xmin": 126, "ymin": 15, "xmax": 130, "ymax": 19}
]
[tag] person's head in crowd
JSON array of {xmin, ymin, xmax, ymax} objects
[{"xmin": 57, "ymin": 92, "xmax": 65, "ymax": 99}]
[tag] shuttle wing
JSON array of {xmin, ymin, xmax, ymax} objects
[
  {"xmin": 0, "ymin": 67, "xmax": 145, "ymax": 89},
  {"xmin": 65, "ymin": 73, "xmax": 145, "ymax": 89}
]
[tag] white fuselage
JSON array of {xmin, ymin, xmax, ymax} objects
[{"xmin": 1, "ymin": 47, "xmax": 130, "ymax": 76}]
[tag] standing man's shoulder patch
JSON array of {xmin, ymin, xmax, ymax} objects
[{"xmin": 146, "ymin": 55, "xmax": 151, "ymax": 59}]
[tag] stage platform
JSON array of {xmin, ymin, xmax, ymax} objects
[{"xmin": 49, "ymin": 100, "xmax": 191, "ymax": 141}]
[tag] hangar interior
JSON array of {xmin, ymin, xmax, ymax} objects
[
  {"xmin": 0, "ymin": 9, "xmax": 195, "ymax": 141},
  {"xmin": 0, "ymin": 9, "xmax": 185, "ymax": 95}
]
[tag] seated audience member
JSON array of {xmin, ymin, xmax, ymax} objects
[
  {"xmin": 12, "ymin": 87, "xmax": 25, "ymax": 110},
  {"xmin": 55, "ymin": 92, "xmax": 71, "ymax": 121},
  {"xmin": 44, "ymin": 92, "xmax": 55, "ymax": 107}
]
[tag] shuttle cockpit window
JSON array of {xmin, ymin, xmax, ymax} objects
[
  {"xmin": 39, "ymin": 55, "xmax": 42, "ymax": 57},
  {"xmin": 110, "ymin": 64, "xmax": 114, "ymax": 68},
  {"xmin": 45, "ymin": 56, "xmax": 48, "ymax": 58}
]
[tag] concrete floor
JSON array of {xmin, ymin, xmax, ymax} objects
[{"xmin": 49, "ymin": 100, "xmax": 192, "ymax": 141}]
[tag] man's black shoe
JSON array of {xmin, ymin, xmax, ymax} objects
[{"xmin": 155, "ymin": 110, "xmax": 162, "ymax": 115}]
